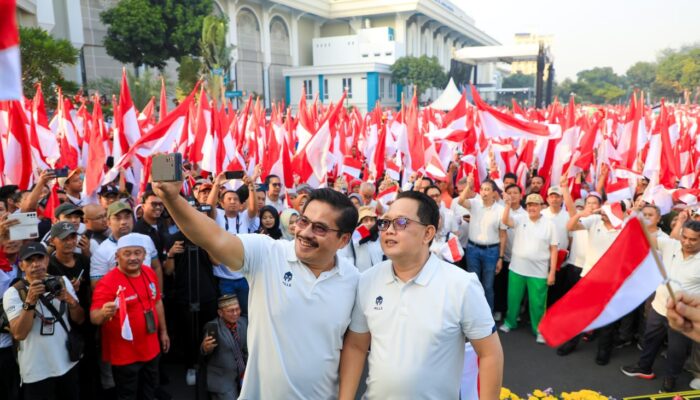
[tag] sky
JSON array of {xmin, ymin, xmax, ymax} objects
[{"xmin": 456, "ymin": 0, "xmax": 700, "ymax": 81}]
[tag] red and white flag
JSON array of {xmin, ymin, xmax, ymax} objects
[
  {"xmin": 441, "ymin": 235, "xmax": 464, "ymax": 263},
  {"xmin": 0, "ymin": 0, "xmax": 21, "ymax": 100},
  {"xmin": 376, "ymin": 185, "xmax": 398, "ymax": 208},
  {"xmin": 116, "ymin": 287, "xmax": 133, "ymax": 341},
  {"xmin": 352, "ymin": 224, "xmax": 371, "ymax": 244},
  {"xmin": 342, "ymin": 156, "xmax": 362, "ymax": 180},
  {"xmin": 601, "ymin": 202, "xmax": 626, "ymax": 229},
  {"xmin": 539, "ymin": 218, "xmax": 663, "ymax": 347},
  {"xmin": 605, "ymin": 179, "xmax": 633, "ymax": 203}
]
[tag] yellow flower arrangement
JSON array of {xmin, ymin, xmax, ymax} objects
[{"xmin": 500, "ymin": 387, "xmax": 612, "ymax": 400}]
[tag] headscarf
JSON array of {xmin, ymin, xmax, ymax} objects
[
  {"xmin": 258, "ymin": 205, "xmax": 283, "ymax": 240},
  {"xmin": 279, "ymin": 209, "xmax": 300, "ymax": 241}
]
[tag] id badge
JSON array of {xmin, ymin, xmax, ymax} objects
[
  {"xmin": 144, "ymin": 309, "xmax": 157, "ymax": 334},
  {"xmin": 41, "ymin": 317, "xmax": 55, "ymax": 336}
]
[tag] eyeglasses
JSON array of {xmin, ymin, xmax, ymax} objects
[
  {"xmin": 295, "ymin": 216, "xmax": 341, "ymax": 236},
  {"xmin": 376, "ymin": 217, "xmax": 427, "ymax": 232}
]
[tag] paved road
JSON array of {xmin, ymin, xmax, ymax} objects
[{"xmin": 162, "ymin": 327, "xmax": 698, "ymax": 399}]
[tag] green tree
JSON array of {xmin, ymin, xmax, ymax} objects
[
  {"xmin": 200, "ymin": 15, "xmax": 233, "ymax": 102},
  {"xmin": 19, "ymin": 27, "xmax": 79, "ymax": 105},
  {"xmin": 626, "ymin": 61, "xmax": 657, "ymax": 92},
  {"xmin": 653, "ymin": 45, "xmax": 700, "ymax": 99},
  {"xmin": 391, "ymin": 56, "xmax": 448, "ymax": 97},
  {"xmin": 554, "ymin": 67, "xmax": 627, "ymax": 104},
  {"xmin": 176, "ymin": 56, "xmax": 203, "ymax": 100},
  {"xmin": 502, "ymin": 72, "xmax": 535, "ymax": 88},
  {"xmin": 100, "ymin": 0, "xmax": 212, "ymax": 70}
]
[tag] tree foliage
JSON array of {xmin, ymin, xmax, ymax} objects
[
  {"xmin": 100, "ymin": 0, "xmax": 212, "ymax": 70},
  {"xmin": 19, "ymin": 27, "xmax": 79, "ymax": 105},
  {"xmin": 554, "ymin": 67, "xmax": 627, "ymax": 104},
  {"xmin": 200, "ymin": 15, "xmax": 234, "ymax": 102},
  {"xmin": 502, "ymin": 72, "xmax": 535, "ymax": 89},
  {"xmin": 176, "ymin": 56, "xmax": 203, "ymax": 100},
  {"xmin": 391, "ymin": 56, "xmax": 448, "ymax": 96},
  {"xmin": 626, "ymin": 61, "xmax": 657, "ymax": 92}
]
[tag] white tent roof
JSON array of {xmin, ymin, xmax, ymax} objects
[{"xmin": 429, "ymin": 78, "xmax": 462, "ymax": 111}]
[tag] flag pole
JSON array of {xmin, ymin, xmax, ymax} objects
[{"xmin": 638, "ymin": 218, "xmax": 676, "ymax": 303}]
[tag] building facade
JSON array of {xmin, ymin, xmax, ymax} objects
[
  {"xmin": 511, "ymin": 32, "xmax": 553, "ymax": 76},
  {"xmin": 16, "ymin": 0, "xmax": 500, "ymax": 112}
]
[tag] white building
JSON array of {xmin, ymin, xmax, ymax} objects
[{"xmin": 16, "ymin": 0, "xmax": 501, "ymax": 112}]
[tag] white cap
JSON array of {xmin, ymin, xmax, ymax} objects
[{"xmin": 116, "ymin": 233, "xmax": 150, "ymax": 252}]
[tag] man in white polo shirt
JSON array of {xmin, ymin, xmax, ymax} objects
[
  {"xmin": 457, "ymin": 175, "xmax": 505, "ymax": 311},
  {"xmin": 499, "ymin": 193, "xmax": 558, "ymax": 343},
  {"xmin": 154, "ymin": 181, "xmax": 359, "ymax": 400},
  {"xmin": 541, "ymin": 186, "xmax": 571, "ymax": 305},
  {"xmin": 339, "ymin": 191, "xmax": 503, "ymax": 399}
]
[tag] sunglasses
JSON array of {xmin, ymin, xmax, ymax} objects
[
  {"xmin": 376, "ymin": 217, "xmax": 426, "ymax": 231},
  {"xmin": 296, "ymin": 216, "xmax": 341, "ymax": 236}
]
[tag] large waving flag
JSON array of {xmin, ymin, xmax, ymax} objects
[
  {"xmin": 0, "ymin": 0, "xmax": 21, "ymax": 100},
  {"xmin": 472, "ymin": 86, "xmax": 559, "ymax": 140},
  {"xmin": 539, "ymin": 218, "xmax": 663, "ymax": 347}
]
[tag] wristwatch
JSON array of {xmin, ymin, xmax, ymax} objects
[{"xmin": 22, "ymin": 302, "xmax": 36, "ymax": 311}]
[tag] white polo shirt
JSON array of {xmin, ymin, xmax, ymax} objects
[
  {"xmin": 215, "ymin": 208, "xmax": 259, "ymax": 235},
  {"xmin": 652, "ymin": 238, "xmax": 700, "ymax": 316},
  {"xmin": 237, "ymin": 234, "xmax": 359, "ymax": 400},
  {"xmin": 349, "ymin": 255, "xmax": 495, "ymax": 399},
  {"xmin": 509, "ymin": 214, "xmax": 558, "ymax": 278},
  {"xmin": 541, "ymin": 207, "xmax": 570, "ymax": 250},
  {"xmin": 90, "ymin": 236, "xmax": 157, "ymax": 281},
  {"xmin": 499, "ymin": 206, "xmax": 526, "ymax": 262},
  {"xmin": 579, "ymin": 215, "xmax": 621, "ymax": 277},
  {"xmin": 467, "ymin": 197, "xmax": 504, "ymax": 246},
  {"xmin": 265, "ymin": 196, "xmax": 286, "ymax": 213}
]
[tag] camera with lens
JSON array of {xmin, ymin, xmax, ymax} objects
[
  {"xmin": 197, "ymin": 204, "xmax": 212, "ymax": 213},
  {"xmin": 42, "ymin": 275, "xmax": 64, "ymax": 298}
]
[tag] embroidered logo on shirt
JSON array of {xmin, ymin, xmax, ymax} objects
[
  {"xmin": 283, "ymin": 271, "xmax": 293, "ymax": 287},
  {"xmin": 374, "ymin": 296, "xmax": 383, "ymax": 310}
]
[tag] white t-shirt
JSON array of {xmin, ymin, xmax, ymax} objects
[
  {"xmin": 265, "ymin": 196, "xmax": 286, "ymax": 213},
  {"xmin": 467, "ymin": 197, "xmax": 504, "ymax": 245},
  {"xmin": 541, "ymin": 207, "xmax": 570, "ymax": 250},
  {"xmin": 90, "ymin": 236, "xmax": 157, "ymax": 281},
  {"xmin": 349, "ymin": 255, "xmax": 495, "ymax": 399},
  {"xmin": 499, "ymin": 207, "xmax": 526, "ymax": 261},
  {"xmin": 215, "ymin": 208, "xmax": 259, "ymax": 235},
  {"xmin": 565, "ymin": 230, "xmax": 588, "ymax": 268},
  {"xmin": 450, "ymin": 201, "xmax": 470, "ymax": 247},
  {"xmin": 339, "ymin": 240, "xmax": 384, "ymax": 273},
  {"xmin": 237, "ymin": 234, "xmax": 359, "ymax": 399},
  {"xmin": 579, "ymin": 215, "xmax": 621, "ymax": 277},
  {"xmin": 509, "ymin": 214, "xmax": 558, "ymax": 278},
  {"xmin": 652, "ymin": 238, "xmax": 700, "ymax": 316},
  {"xmin": 3, "ymin": 276, "xmax": 78, "ymax": 383}
]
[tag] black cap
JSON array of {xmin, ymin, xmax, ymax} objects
[
  {"xmin": 19, "ymin": 242, "xmax": 48, "ymax": 261},
  {"xmin": 54, "ymin": 203, "xmax": 84, "ymax": 219},
  {"xmin": 50, "ymin": 221, "xmax": 78, "ymax": 240},
  {"xmin": 99, "ymin": 185, "xmax": 119, "ymax": 197}
]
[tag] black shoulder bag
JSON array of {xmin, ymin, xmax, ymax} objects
[{"xmin": 39, "ymin": 296, "xmax": 84, "ymax": 362}]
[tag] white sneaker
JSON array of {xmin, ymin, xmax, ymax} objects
[
  {"xmin": 690, "ymin": 377, "xmax": 700, "ymax": 390},
  {"xmin": 186, "ymin": 368, "xmax": 196, "ymax": 386},
  {"xmin": 536, "ymin": 333, "xmax": 546, "ymax": 344},
  {"xmin": 499, "ymin": 324, "xmax": 511, "ymax": 333}
]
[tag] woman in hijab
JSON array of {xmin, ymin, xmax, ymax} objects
[
  {"xmin": 279, "ymin": 209, "xmax": 300, "ymax": 241},
  {"xmin": 257, "ymin": 205, "xmax": 283, "ymax": 239}
]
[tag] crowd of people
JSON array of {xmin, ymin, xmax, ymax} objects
[{"xmin": 0, "ymin": 159, "xmax": 699, "ymax": 399}]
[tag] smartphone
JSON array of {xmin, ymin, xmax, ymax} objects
[
  {"xmin": 204, "ymin": 321, "xmax": 218, "ymax": 341},
  {"xmin": 49, "ymin": 167, "xmax": 69, "ymax": 178},
  {"xmin": 151, "ymin": 153, "xmax": 183, "ymax": 182},
  {"xmin": 225, "ymin": 170, "xmax": 245, "ymax": 180},
  {"xmin": 8, "ymin": 212, "xmax": 39, "ymax": 241}
]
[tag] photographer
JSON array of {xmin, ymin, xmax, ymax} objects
[{"xmin": 3, "ymin": 243, "xmax": 85, "ymax": 400}]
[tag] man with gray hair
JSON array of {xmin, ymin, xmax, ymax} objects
[{"xmin": 91, "ymin": 233, "xmax": 169, "ymax": 400}]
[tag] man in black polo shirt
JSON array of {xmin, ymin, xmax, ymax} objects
[{"xmin": 133, "ymin": 191, "xmax": 173, "ymax": 276}]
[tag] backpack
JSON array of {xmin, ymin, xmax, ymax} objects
[{"xmin": 0, "ymin": 278, "xmax": 28, "ymax": 334}]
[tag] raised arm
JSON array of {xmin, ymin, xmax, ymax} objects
[
  {"xmin": 501, "ymin": 194, "xmax": 514, "ymax": 228},
  {"xmin": 567, "ymin": 209, "xmax": 593, "ymax": 232},
  {"xmin": 153, "ymin": 181, "xmax": 245, "ymax": 270},
  {"xmin": 245, "ymin": 165, "xmax": 262, "ymax": 219},
  {"xmin": 20, "ymin": 170, "xmax": 56, "ymax": 212},
  {"xmin": 458, "ymin": 173, "xmax": 476, "ymax": 210},
  {"xmin": 559, "ymin": 175, "xmax": 576, "ymax": 217}
]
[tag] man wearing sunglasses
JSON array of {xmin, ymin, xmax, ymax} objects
[
  {"xmin": 264, "ymin": 175, "xmax": 286, "ymax": 213},
  {"xmin": 152, "ymin": 181, "xmax": 359, "ymax": 400},
  {"xmin": 339, "ymin": 191, "xmax": 503, "ymax": 399}
]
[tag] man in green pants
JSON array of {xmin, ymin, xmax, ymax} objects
[{"xmin": 498, "ymin": 193, "xmax": 558, "ymax": 343}]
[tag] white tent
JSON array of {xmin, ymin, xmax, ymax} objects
[{"xmin": 429, "ymin": 78, "xmax": 462, "ymax": 111}]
